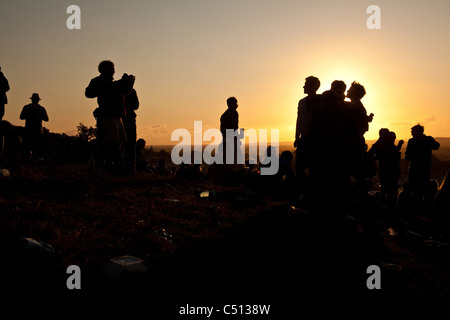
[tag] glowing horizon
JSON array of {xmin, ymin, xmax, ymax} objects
[{"xmin": 1, "ymin": 0, "xmax": 449, "ymax": 146}]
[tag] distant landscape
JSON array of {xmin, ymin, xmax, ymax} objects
[
  {"xmin": 150, "ymin": 138, "xmax": 450, "ymax": 189},
  {"xmin": 150, "ymin": 137, "xmax": 450, "ymax": 162}
]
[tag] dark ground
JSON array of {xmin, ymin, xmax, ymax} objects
[{"xmin": 1, "ymin": 159, "xmax": 450, "ymax": 315}]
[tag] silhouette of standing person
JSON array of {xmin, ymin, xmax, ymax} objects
[
  {"xmin": 369, "ymin": 129, "xmax": 403, "ymax": 207},
  {"xmin": 19, "ymin": 93, "xmax": 49, "ymax": 159},
  {"xmin": 345, "ymin": 81, "xmax": 374, "ymax": 203},
  {"xmin": 405, "ymin": 124, "xmax": 440, "ymax": 207},
  {"xmin": 320, "ymin": 80, "xmax": 347, "ymax": 108},
  {"xmin": 123, "ymin": 83, "xmax": 140, "ymax": 174},
  {"xmin": 310, "ymin": 80, "xmax": 349, "ymax": 203},
  {"xmin": 85, "ymin": 60, "xmax": 135, "ymax": 171},
  {"xmin": 346, "ymin": 82, "xmax": 373, "ymax": 141},
  {"xmin": 0, "ymin": 66, "xmax": 10, "ymax": 121},
  {"xmin": 315, "ymin": 80, "xmax": 348, "ymax": 150},
  {"xmin": 388, "ymin": 131, "xmax": 404, "ymax": 205},
  {"xmin": 294, "ymin": 76, "xmax": 321, "ymax": 196},
  {"xmin": 220, "ymin": 97, "xmax": 242, "ymax": 165}
]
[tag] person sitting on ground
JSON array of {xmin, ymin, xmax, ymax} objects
[
  {"xmin": 135, "ymin": 138, "xmax": 153, "ymax": 174},
  {"xmin": 155, "ymin": 159, "xmax": 171, "ymax": 175}
]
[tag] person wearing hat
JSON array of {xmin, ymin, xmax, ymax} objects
[
  {"xmin": 0, "ymin": 66, "xmax": 10, "ymax": 121},
  {"xmin": 19, "ymin": 93, "xmax": 49, "ymax": 158}
]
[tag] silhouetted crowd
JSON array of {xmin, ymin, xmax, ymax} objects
[
  {"xmin": 293, "ymin": 76, "xmax": 375, "ymax": 206},
  {"xmin": 0, "ymin": 63, "xmax": 446, "ymax": 214},
  {"xmin": 1, "ymin": 65, "xmax": 49, "ymax": 159},
  {"xmin": 292, "ymin": 76, "xmax": 441, "ymax": 211}
]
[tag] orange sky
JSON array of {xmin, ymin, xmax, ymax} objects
[{"xmin": 1, "ymin": 0, "xmax": 449, "ymax": 145}]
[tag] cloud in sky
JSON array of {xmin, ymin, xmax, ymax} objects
[
  {"xmin": 142, "ymin": 123, "xmax": 170, "ymax": 137},
  {"xmin": 389, "ymin": 121, "xmax": 412, "ymax": 127}
]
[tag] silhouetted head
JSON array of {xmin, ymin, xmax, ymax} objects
[
  {"xmin": 347, "ymin": 81, "xmax": 366, "ymax": 101},
  {"xmin": 388, "ymin": 131, "xmax": 396, "ymax": 143},
  {"xmin": 303, "ymin": 76, "xmax": 320, "ymax": 95},
  {"xmin": 136, "ymin": 138, "xmax": 146, "ymax": 151},
  {"xmin": 330, "ymin": 80, "xmax": 346, "ymax": 102},
  {"xmin": 30, "ymin": 93, "xmax": 41, "ymax": 103},
  {"xmin": 280, "ymin": 150, "xmax": 294, "ymax": 161},
  {"xmin": 411, "ymin": 124, "xmax": 424, "ymax": 137},
  {"xmin": 331, "ymin": 80, "xmax": 346, "ymax": 94},
  {"xmin": 98, "ymin": 60, "xmax": 115, "ymax": 77},
  {"xmin": 227, "ymin": 97, "xmax": 238, "ymax": 110},
  {"xmin": 379, "ymin": 128, "xmax": 390, "ymax": 138}
]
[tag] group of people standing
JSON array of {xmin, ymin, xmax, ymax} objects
[
  {"xmin": 85, "ymin": 60, "xmax": 140, "ymax": 174},
  {"xmin": 1, "ymin": 61, "xmax": 138, "ymax": 167},
  {"xmin": 1, "ymin": 66, "xmax": 49, "ymax": 159},
  {"xmin": 294, "ymin": 76, "xmax": 374, "ymax": 205},
  {"xmin": 0, "ymin": 61, "xmax": 443, "ymax": 207},
  {"xmin": 294, "ymin": 75, "xmax": 440, "ymax": 209},
  {"xmin": 368, "ymin": 124, "xmax": 440, "ymax": 209}
]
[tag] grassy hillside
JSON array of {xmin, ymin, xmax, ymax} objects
[{"xmin": 1, "ymin": 159, "xmax": 450, "ymax": 308}]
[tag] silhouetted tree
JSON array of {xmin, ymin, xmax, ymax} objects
[{"xmin": 77, "ymin": 123, "xmax": 97, "ymax": 142}]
